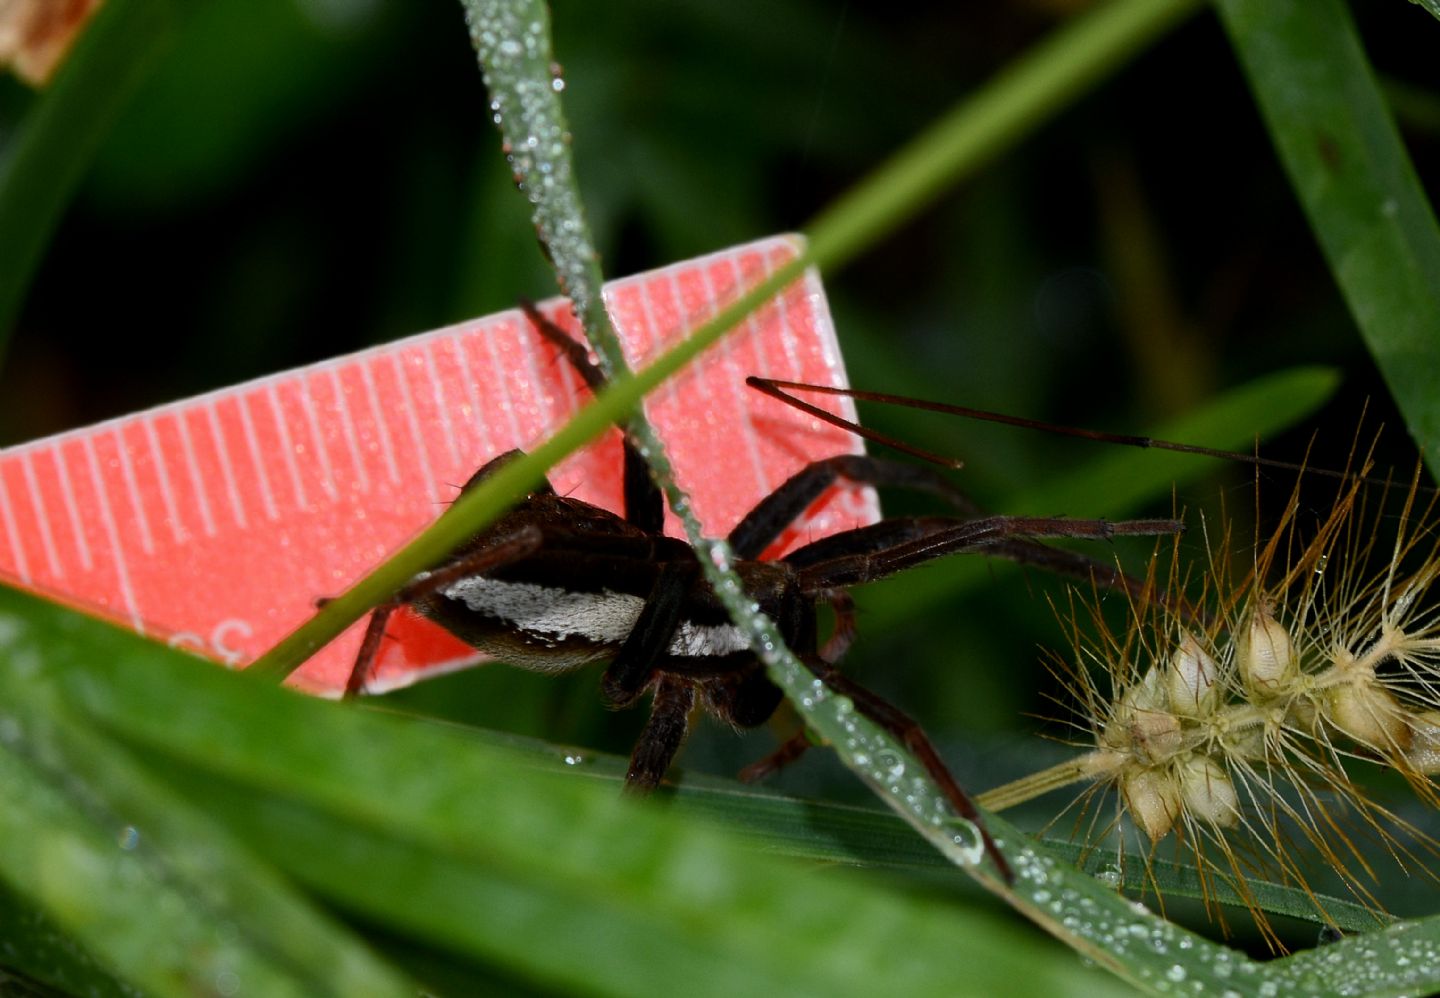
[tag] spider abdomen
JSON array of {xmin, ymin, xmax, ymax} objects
[{"xmin": 421, "ymin": 573, "xmax": 761, "ymax": 674}]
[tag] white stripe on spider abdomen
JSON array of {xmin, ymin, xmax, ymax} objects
[{"xmin": 440, "ymin": 576, "xmax": 749, "ymax": 672}]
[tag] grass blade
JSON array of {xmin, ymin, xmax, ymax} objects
[
  {"xmin": 0, "ymin": 591, "xmax": 414, "ymax": 996},
  {"xmin": 29, "ymin": 585, "xmax": 1134, "ymax": 998},
  {"xmin": 1217, "ymin": 0, "xmax": 1440, "ymax": 475}
]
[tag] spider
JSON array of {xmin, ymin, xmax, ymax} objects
[{"xmin": 345, "ymin": 304, "xmax": 1182, "ymax": 878}]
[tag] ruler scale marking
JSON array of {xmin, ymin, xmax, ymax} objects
[
  {"xmin": 297, "ymin": 376, "xmax": 340, "ymax": 503},
  {"xmin": 52, "ymin": 445, "xmax": 94, "ymax": 572},
  {"xmin": 175, "ymin": 411, "xmax": 219, "ymax": 537},
  {"xmin": 326, "ymin": 366, "xmax": 370, "ymax": 495},
  {"xmin": 703, "ymin": 261, "xmax": 771, "ymax": 500},
  {"xmin": 0, "ymin": 470, "xmax": 32, "ymax": 585},
  {"xmin": 204, "ymin": 400, "xmax": 249, "ymax": 531},
  {"xmin": 482, "ymin": 320, "xmax": 527, "ymax": 455},
  {"xmin": 112, "ymin": 426, "xmax": 156, "ymax": 557},
  {"xmin": 517, "ymin": 318, "xmax": 570, "ymax": 461},
  {"xmin": 447, "ymin": 332, "xmax": 494, "ymax": 463},
  {"xmin": 420, "ymin": 339, "xmax": 464, "ymax": 473},
  {"xmin": 359, "ymin": 358, "xmax": 403, "ymax": 487},
  {"xmin": 635, "ymin": 278, "xmax": 682, "ymax": 414},
  {"xmin": 141, "ymin": 418, "xmax": 187, "ymax": 546},
  {"xmin": 266, "ymin": 383, "xmax": 308, "ymax": 513},
  {"xmin": 390, "ymin": 352, "xmax": 441, "ymax": 507},
  {"xmin": 82, "ymin": 436, "xmax": 143, "ymax": 634},
  {"xmin": 765, "ymin": 248, "xmax": 805, "ymax": 382},
  {"xmin": 735, "ymin": 255, "xmax": 776, "ymax": 383},
  {"xmin": 235, "ymin": 395, "xmax": 279, "ymax": 522},
  {"xmin": 665, "ymin": 273, "xmax": 716, "ymax": 407}
]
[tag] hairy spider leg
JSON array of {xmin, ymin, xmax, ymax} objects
[
  {"xmin": 730, "ymin": 454, "xmax": 1178, "ymax": 601},
  {"xmin": 789, "ymin": 514, "xmax": 1181, "ymax": 592},
  {"xmin": 600, "ymin": 560, "xmax": 698, "ymax": 706},
  {"xmin": 626, "ymin": 676, "xmax": 696, "ymax": 791}
]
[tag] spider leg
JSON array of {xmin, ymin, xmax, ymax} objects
[
  {"xmin": 737, "ymin": 730, "xmax": 813, "ymax": 784},
  {"xmin": 625, "ymin": 675, "xmax": 697, "ymax": 791},
  {"xmin": 521, "ymin": 300, "xmax": 664, "ymax": 533},
  {"xmin": 793, "ymin": 513, "xmax": 1181, "ymax": 592},
  {"xmin": 979, "ymin": 536, "xmax": 1206, "ymax": 624},
  {"xmin": 728, "ymin": 454, "xmax": 979, "ymax": 559},
  {"xmin": 601, "ymin": 560, "xmax": 697, "ymax": 707},
  {"xmin": 343, "ymin": 525, "xmax": 544, "ymax": 697},
  {"xmin": 801, "ymin": 654, "xmax": 1013, "ymax": 882}
]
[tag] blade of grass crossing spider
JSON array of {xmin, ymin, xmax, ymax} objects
[
  {"xmin": 1217, "ymin": 0, "xmax": 1440, "ymax": 476},
  {"xmin": 467, "ymin": 0, "xmax": 1015, "ymax": 891},
  {"xmin": 36, "ymin": 590, "xmax": 1134, "ymax": 998},
  {"xmin": 0, "ymin": 595, "xmax": 414, "ymax": 996},
  {"xmin": 461, "ymin": 0, "xmax": 624, "ymax": 372},
  {"xmin": 859, "ymin": 365, "xmax": 1337, "ymax": 632},
  {"xmin": 0, "ymin": 0, "xmax": 176, "ymax": 345}
]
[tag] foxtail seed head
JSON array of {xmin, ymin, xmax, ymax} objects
[{"xmin": 1004, "ymin": 456, "xmax": 1440, "ymax": 942}]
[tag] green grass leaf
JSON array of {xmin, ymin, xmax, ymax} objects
[
  {"xmin": 0, "ymin": 592, "xmax": 414, "ymax": 996},
  {"xmin": 1404, "ymin": 0, "xmax": 1440, "ymax": 24},
  {"xmin": 23, "ymin": 579, "xmax": 1440, "ymax": 994},
  {"xmin": 22, "ymin": 584, "xmax": 1134, "ymax": 998},
  {"xmin": 1217, "ymin": 0, "xmax": 1440, "ymax": 475}
]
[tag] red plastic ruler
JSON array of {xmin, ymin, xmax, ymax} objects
[{"xmin": 0, "ymin": 235, "xmax": 878, "ymax": 695}]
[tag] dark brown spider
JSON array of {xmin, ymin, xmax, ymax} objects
[{"xmin": 345, "ymin": 303, "xmax": 1181, "ymax": 879}]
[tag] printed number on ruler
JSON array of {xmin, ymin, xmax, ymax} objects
[{"xmin": 0, "ymin": 235, "xmax": 878, "ymax": 695}]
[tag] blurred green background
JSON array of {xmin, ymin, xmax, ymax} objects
[{"xmin": 3, "ymin": 0, "xmax": 1439, "ymax": 957}]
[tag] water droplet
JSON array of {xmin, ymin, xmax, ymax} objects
[
  {"xmin": 1095, "ymin": 862, "xmax": 1122, "ymax": 888},
  {"xmin": 1166, "ymin": 965, "xmax": 1186, "ymax": 982},
  {"xmin": 563, "ymin": 753, "xmax": 584, "ymax": 766},
  {"xmin": 116, "ymin": 826, "xmax": 139, "ymax": 851}
]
